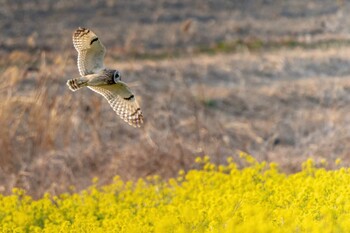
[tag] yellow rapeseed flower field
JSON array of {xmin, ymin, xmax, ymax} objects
[{"xmin": 1, "ymin": 153, "xmax": 350, "ymax": 232}]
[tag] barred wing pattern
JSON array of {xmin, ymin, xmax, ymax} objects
[
  {"xmin": 73, "ymin": 27, "xmax": 106, "ymax": 76},
  {"xmin": 88, "ymin": 82, "xmax": 143, "ymax": 127}
]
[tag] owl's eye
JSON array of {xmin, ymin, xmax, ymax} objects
[{"xmin": 114, "ymin": 71, "xmax": 121, "ymax": 82}]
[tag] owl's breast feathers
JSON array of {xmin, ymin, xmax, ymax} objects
[{"xmin": 98, "ymin": 69, "xmax": 117, "ymax": 85}]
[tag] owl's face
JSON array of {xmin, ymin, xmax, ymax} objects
[{"xmin": 113, "ymin": 70, "xmax": 121, "ymax": 83}]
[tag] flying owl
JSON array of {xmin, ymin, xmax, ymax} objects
[{"xmin": 67, "ymin": 27, "xmax": 143, "ymax": 127}]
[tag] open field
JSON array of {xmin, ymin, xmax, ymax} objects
[
  {"xmin": 2, "ymin": 0, "xmax": 350, "ymax": 198},
  {"xmin": 2, "ymin": 157, "xmax": 350, "ymax": 232}
]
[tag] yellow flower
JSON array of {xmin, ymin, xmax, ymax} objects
[{"xmin": 2, "ymin": 155, "xmax": 350, "ymax": 232}]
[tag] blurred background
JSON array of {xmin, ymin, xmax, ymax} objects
[{"xmin": 1, "ymin": 0, "xmax": 350, "ymax": 198}]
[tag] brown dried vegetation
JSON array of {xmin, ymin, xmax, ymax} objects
[{"xmin": 1, "ymin": 0, "xmax": 350, "ymax": 197}]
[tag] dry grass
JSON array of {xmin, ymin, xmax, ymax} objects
[
  {"xmin": 2, "ymin": 46, "xmax": 350, "ymax": 198},
  {"xmin": 2, "ymin": 0, "xmax": 350, "ymax": 198}
]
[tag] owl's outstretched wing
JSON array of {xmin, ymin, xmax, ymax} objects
[
  {"xmin": 73, "ymin": 27, "xmax": 106, "ymax": 76},
  {"xmin": 88, "ymin": 82, "xmax": 143, "ymax": 127}
]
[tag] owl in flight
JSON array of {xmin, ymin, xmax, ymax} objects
[{"xmin": 67, "ymin": 27, "xmax": 143, "ymax": 127}]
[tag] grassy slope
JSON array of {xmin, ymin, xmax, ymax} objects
[{"xmin": 2, "ymin": 0, "xmax": 350, "ymax": 197}]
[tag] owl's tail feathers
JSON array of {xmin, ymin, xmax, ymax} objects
[{"xmin": 66, "ymin": 78, "xmax": 88, "ymax": 91}]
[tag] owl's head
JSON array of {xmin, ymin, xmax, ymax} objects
[{"xmin": 113, "ymin": 70, "xmax": 121, "ymax": 83}]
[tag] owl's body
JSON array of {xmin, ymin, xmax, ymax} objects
[
  {"xmin": 67, "ymin": 27, "xmax": 143, "ymax": 127},
  {"xmin": 67, "ymin": 69, "xmax": 117, "ymax": 91}
]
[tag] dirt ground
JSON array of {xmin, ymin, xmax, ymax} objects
[{"xmin": 2, "ymin": 0, "xmax": 350, "ymax": 198}]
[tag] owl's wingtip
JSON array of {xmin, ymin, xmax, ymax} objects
[
  {"xmin": 130, "ymin": 120, "xmax": 143, "ymax": 128},
  {"xmin": 73, "ymin": 27, "xmax": 91, "ymax": 38},
  {"xmin": 129, "ymin": 115, "xmax": 144, "ymax": 128}
]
